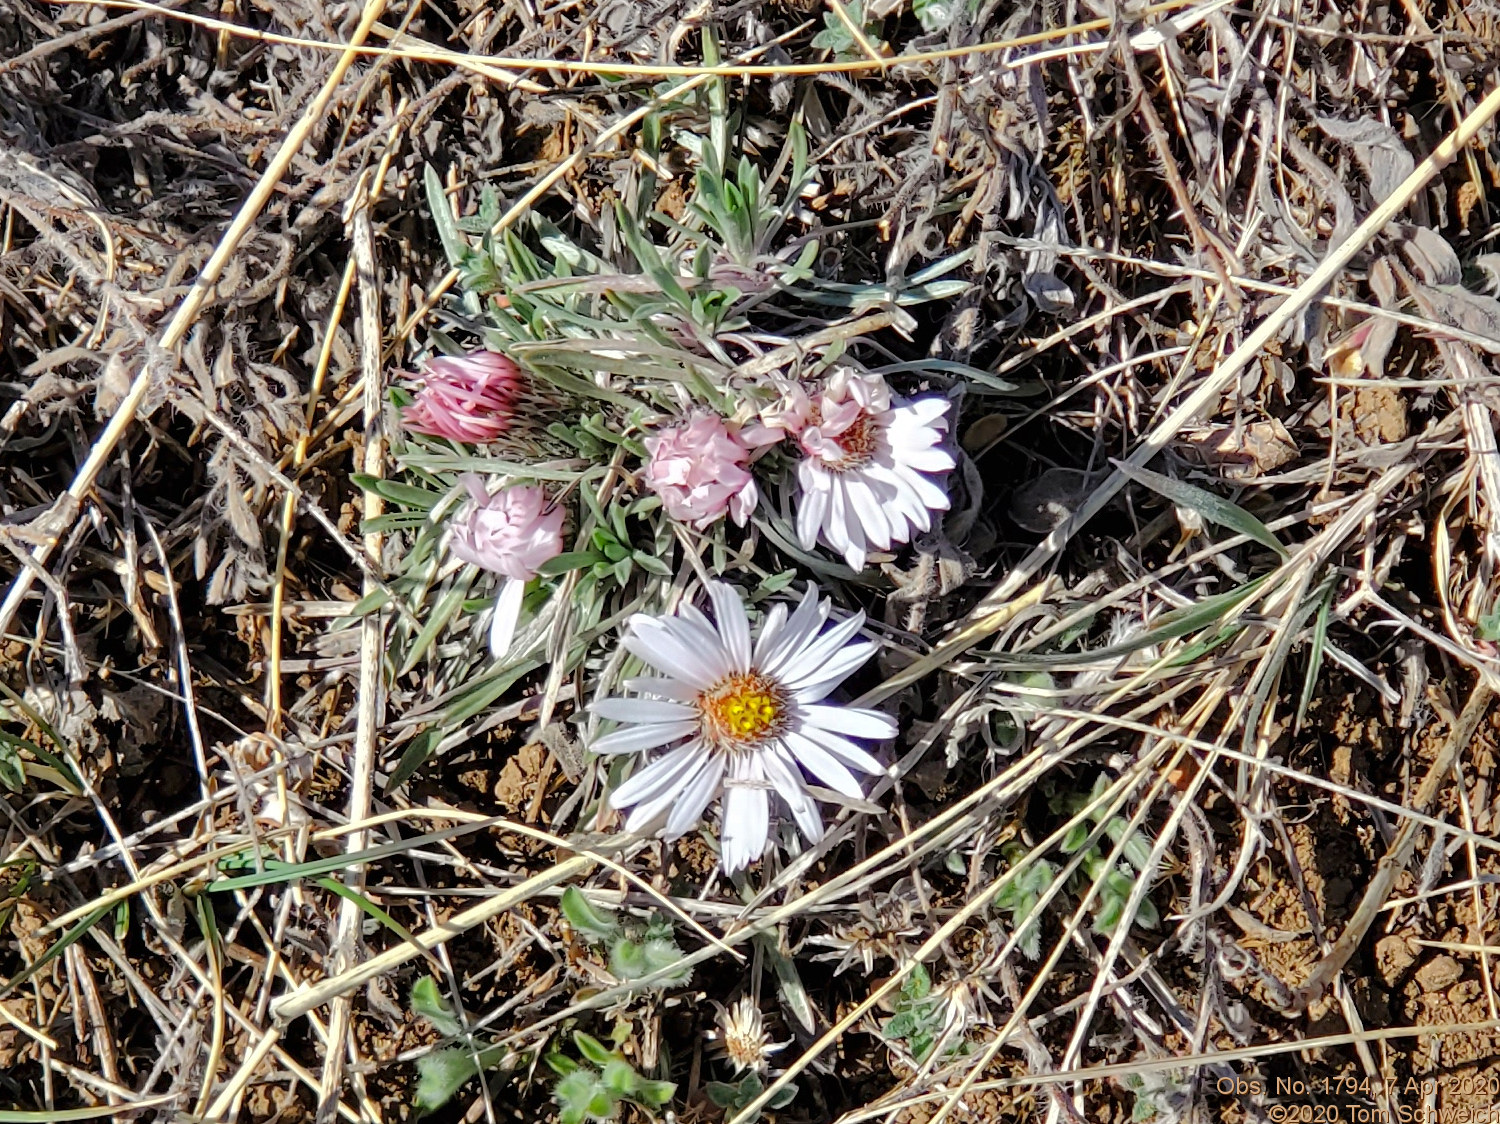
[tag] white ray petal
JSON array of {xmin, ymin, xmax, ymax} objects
[
  {"xmin": 782, "ymin": 729, "xmax": 865, "ymax": 799},
  {"xmin": 625, "ymin": 766, "xmax": 705, "ymax": 834},
  {"xmin": 764, "ymin": 745, "xmax": 824, "ymax": 843},
  {"xmin": 802, "ymin": 704, "xmax": 897, "ymax": 742},
  {"xmin": 591, "ymin": 719, "xmax": 699, "ymax": 756},
  {"xmin": 887, "ymin": 421, "xmax": 942, "ymax": 449},
  {"xmin": 778, "ymin": 611, "xmax": 868, "ymax": 688},
  {"xmin": 610, "ymin": 744, "xmax": 702, "ymax": 810},
  {"xmin": 622, "ymin": 676, "xmax": 699, "ymax": 702},
  {"xmin": 759, "ymin": 586, "xmax": 828, "ymax": 678},
  {"xmin": 593, "ymin": 697, "xmax": 696, "ymax": 723},
  {"xmin": 827, "ymin": 484, "xmax": 867, "ymax": 571},
  {"xmin": 895, "ymin": 466, "xmax": 951, "ymax": 512},
  {"xmin": 665, "ymin": 755, "xmax": 725, "ymax": 839},
  {"xmin": 899, "ymin": 447, "xmax": 957, "ymax": 473},
  {"xmin": 797, "ymin": 724, "xmax": 887, "ymax": 776},
  {"xmin": 796, "ymin": 462, "xmax": 829, "ymax": 551},
  {"xmin": 904, "ymin": 397, "xmax": 950, "ymax": 425},
  {"xmin": 488, "ymin": 577, "xmax": 527, "ymax": 660},
  {"xmin": 676, "ymin": 602, "xmax": 731, "ymax": 660},
  {"xmin": 751, "ymin": 602, "xmax": 789, "ymax": 667},
  {"xmin": 708, "ymin": 581, "xmax": 753, "ymax": 673},
  {"xmin": 623, "ymin": 621, "xmax": 718, "ymax": 688},
  {"xmin": 846, "ymin": 478, "xmax": 893, "ymax": 549},
  {"xmin": 865, "ymin": 463, "xmax": 928, "ymax": 528},
  {"xmin": 887, "ymin": 408, "xmax": 945, "ymax": 442},
  {"xmin": 720, "ymin": 775, "xmax": 770, "ymax": 873},
  {"xmin": 789, "ymin": 641, "xmax": 878, "ymax": 701}
]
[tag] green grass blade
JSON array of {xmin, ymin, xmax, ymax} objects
[
  {"xmin": 0, "ymin": 905, "xmax": 108, "ymax": 1001},
  {"xmin": 315, "ymin": 875, "xmax": 420, "ymax": 945},
  {"xmin": 210, "ymin": 816, "xmax": 511, "ymax": 892},
  {"xmin": 0, "ymin": 679, "xmax": 78, "ymax": 789},
  {"xmin": 0, "ymin": 1099, "xmax": 176, "ymax": 1121},
  {"xmin": 1296, "ymin": 579, "xmax": 1338, "ymax": 732},
  {"xmin": 1114, "ymin": 461, "xmax": 1288, "ymax": 559}
]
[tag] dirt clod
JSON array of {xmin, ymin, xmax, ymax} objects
[{"xmin": 1414, "ymin": 954, "xmax": 1464, "ymax": 993}]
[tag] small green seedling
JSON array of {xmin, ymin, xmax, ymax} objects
[
  {"xmin": 1055, "ymin": 775, "xmax": 1161, "ymax": 936},
  {"xmin": 547, "ymin": 1031, "xmax": 676, "ymax": 1124},
  {"xmin": 1122, "ymin": 1068, "xmax": 1191, "ymax": 1124},
  {"xmin": 880, "ymin": 962, "xmax": 966, "ymax": 1064},
  {"xmin": 409, "ymin": 977, "xmax": 514, "ymax": 1115},
  {"xmin": 704, "ymin": 1073, "xmax": 798, "ymax": 1122},
  {"xmin": 991, "ymin": 844, "xmax": 1059, "ymax": 960},
  {"xmin": 810, "ymin": 0, "xmax": 888, "ymax": 59},
  {"xmin": 561, "ymin": 886, "xmax": 693, "ymax": 988}
]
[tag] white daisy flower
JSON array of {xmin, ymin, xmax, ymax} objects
[
  {"xmin": 786, "ymin": 371, "xmax": 955, "ymax": 571},
  {"xmin": 591, "ymin": 581, "xmax": 896, "ymax": 874}
]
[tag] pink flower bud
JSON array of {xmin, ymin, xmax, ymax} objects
[
  {"xmin": 643, "ymin": 416, "xmax": 759, "ymax": 529},
  {"xmin": 796, "ymin": 371, "xmax": 898, "ymax": 468},
  {"xmin": 757, "ymin": 383, "xmax": 815, "ymax": 439},
  {"xmin": 448, "ymin": 477, "xmax": 564, "ymax": 581},
  {"xmin": 401, "ymin": 351, "xmax": 521, "ymax": 444}
]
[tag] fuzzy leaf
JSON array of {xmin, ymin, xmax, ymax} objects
[
  {"xmin": 1120, "ymin": 829, "xmax": 1155, "ymax": 876},
  {"xmin": 545, "ymin": 1052, "xmax": 580, "ymax": 1078},
  {"xmin": 415, "ymin": 1047, "xmax": 481, "ymax": 1115},
  {"xmin": 1093, "ymin": 892, "xmax": 1124, "ymax": 934},
  {"xmin": 641, "ymin": 937, "xmax": 692, "ymax": 984},
  {"xmin": 561, "ymin": 887, "xmax": 621, "ymax": 942},
  {"xmin": 900, "ymin": 961, "xmax": 932, "ymax": 1002},
  {"xmin": 585, "ymin": 1088, "xmax": 617, "ymax": 1120},
  {"xmin": 610, "ymin": 938, "xmax": 646, "ymax": 979},
  {"xmin": 600, "ymin": 1059, "xmax": 638, "ymax": 1096},
  {"xmin": 1060, "ymin": 821, "xmax": 1090, "ymax": 854},
  {"xmin": 1018, "ymin": 917, "xmax": 1042, "ymax": 960},
  {"xmin": 705, "ymin": 1081, "xmax": 741, "ymax": 1107},
  {"xmin": 914, "ymin": 0, "xmax": 960, "ymax": 31},
  {"xmin": 632, "ymin": 1078, "xmax": 676, "ymax": 1108},
  {"xmin": 410, "ymin": 977, "xmax": 464, "ymax": 1039},
  {"xmin": 573, "ymin": 1031, "xmax": 616, "ymax": 1067},
  {"xmin": 552, "ymin": 1068, "xmax": 597, "ymax": 1124}
]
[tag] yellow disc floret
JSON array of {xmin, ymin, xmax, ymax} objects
[{"xmin": 698, "ymin": 672, "xmax": 790, "ymax": 751}]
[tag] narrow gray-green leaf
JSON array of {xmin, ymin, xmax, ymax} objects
[
  {"xmin": 445, "ymin": 659, "xmax": 544, "ymax": 725},
  {"xmin": 425, "ymin": 164, "xmax": 470, "ymax": 270},
  {"xmin": 399, "ymin": 581, "xmax": 474, "ymax": 678},
  {"xmin": 755, "ymin": 932, "xmax": 817, "ymax": 1035},
  {"xmin": 982, "ymin": 577, "xmax": 1269, "ymax": 672}
]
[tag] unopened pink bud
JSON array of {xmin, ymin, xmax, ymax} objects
[
  {"xmin": 448, "ymin": 477, "xmax": 564, "ymax": 581},
  {"xmin": 402, "ymin": 351, "xmax": 521, "ymax": 444},
  {"xmin": 643, "ymin": 416, "xmax": 759, "ymax": 529}
]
